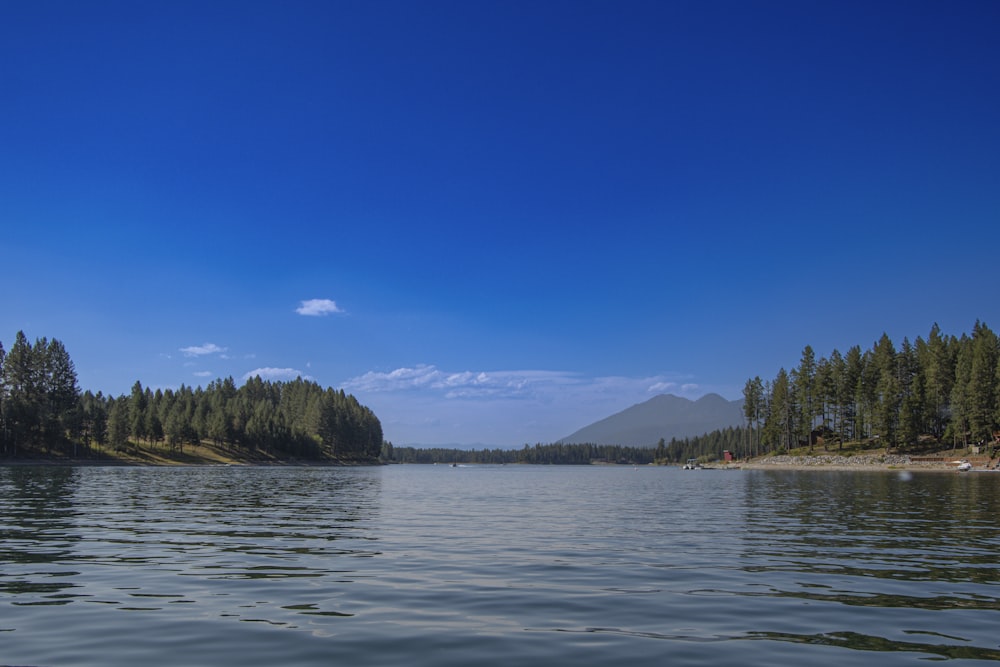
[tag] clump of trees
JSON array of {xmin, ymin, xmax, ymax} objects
[
  {"xmin": 0, "ymin": 331, "xmax": 383, "ymax": 461},
  {"xmin": 742, "ymin": 322, "xmax": 1000, "ymax": 454},
  {"xmin": 654, "ymin": 428, "xmax": 747, "ymax": 464}
]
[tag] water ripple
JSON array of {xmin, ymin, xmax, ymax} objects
[{"xmin": 2, "ymin": 465, "xmax": 999, "ymax": 665}]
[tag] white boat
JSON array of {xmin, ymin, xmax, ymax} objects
[
  {"xmin": 956, "ymin": 460, "xmax": 973, "ymax": 472},
  {"xmin": 683, "ymin": 458, "xmax": 701, "ymax": 470}
]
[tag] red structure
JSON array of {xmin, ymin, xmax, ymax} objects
[{"xmin": 723, "ymin": 450, "xmax": 733, "ymax": 462}]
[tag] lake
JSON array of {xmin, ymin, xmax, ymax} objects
[{"xmin": 2, "ymin": 464, "xmax": 999, "ymax": 666}]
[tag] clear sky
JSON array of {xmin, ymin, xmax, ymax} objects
[{"xmin": 2, "ymin": 1, "xmax": 999, "ymax": 447}]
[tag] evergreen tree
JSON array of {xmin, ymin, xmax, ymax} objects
[
  {"xmin": 129, "ymin": 381, "xmax": 148, "ymax": 445},
  {"xmin": 871, "ymin": 333, "xmax": 900, "ymax": 446},
  {"xmin": 967, "ymin": 321, "xmax": 998, "ymax": 443},
  {"xmin": 843, "ymin": 345, "xmax": 864, "ymax": 443},
  {"xmin": 950, "ymin": 334, "xmax": 973, "ymax": 447},
  {"xmin": 897, "ymin": 338, "xmax": 922, "ymax": 449},
  {"xmin": 794, "ymin": 345, "xmax": 817, "ymax": 445},
  {"xmin": 2, "ymin": 332, "xmax": 40, "ymax": 450},
  {"xmin": 107, "ymin": 398, "xmax": 130, "ymax": 451},
  {"xmin": 763, "ymin": 368, "xmax": 792, "ymax": 451},
  {"xmin": 742, "ymin": 376, "xmax": 764, "ymax": 457},
  {"xmin": 917, "ymin": 323, "xmax": 954, "ymax": 438},
  {"xmin": 827, "ymin": 348, "xmax": 847, "ymax": 448}
]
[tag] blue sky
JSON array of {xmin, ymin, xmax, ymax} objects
[{"xmin": 2, "ymin": 1, "xmax": 999, "ymax": 447}]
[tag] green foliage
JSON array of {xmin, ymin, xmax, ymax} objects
[
  {"xmin": 752, "ymin": 322, "xmax": 1000, "ymax": 453},
  {"xmin": 0, "ymin": 331, "xmax": 382, "ymax": 461},
  {"xmin": 0, "ymin": 332, "xmax": 80, "ymax": 454}
]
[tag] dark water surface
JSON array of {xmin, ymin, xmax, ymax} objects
[{"xmin": 2, "ymin": 464, "xmax": 999, "ymax": 666}]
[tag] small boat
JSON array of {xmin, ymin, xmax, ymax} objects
[
  {"xmin": 957, "ymin": 460, "xmax": 973, "ymax": 472},
  {"xmin": 683, "ymin": 458, "xmax": 701, "ymax": 470}
]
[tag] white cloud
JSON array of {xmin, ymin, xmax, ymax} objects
[
  {"xmin": 193, "ymin": 371, "xmax": 213, "ymax": 378},
  {"xmin": 180, "ymin": 342, "xmax": 227, "ymax": 357},
  {"xmin": 296, "ymin": 299, "xmax": 344, "ymax": 316},
  {"xmin": 340, "ymin": 366, "xmax": 703, "ymax": 404},
  {"xmin": 243, "ymin": 367, "xmax": 313, "ymax": 382},
  {"xmin": 341, "ymin": 365, "xmax": 579, "ymax": 399}
]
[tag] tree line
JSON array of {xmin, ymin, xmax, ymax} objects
[
  {"xmin": 387, "ymin": 442, "xmax": 662, "ymax": 465},
  {"xmin": 0, "ymin": 331, "xmax": 383, "ymax": 461},
  {"xmin": 742, "ymin": 322, "xmax": 1000, "ymax": 455},
  {"xmin": 386, "ymin": 432, "xmax": 748, "ymax": 466}
]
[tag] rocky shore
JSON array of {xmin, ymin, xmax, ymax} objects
[{"xmin": 741, "ymin": 454, "xmax": 964, "ymax": 470}]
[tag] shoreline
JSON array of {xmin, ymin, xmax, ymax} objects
[
  {"xmin": 0, "ymin": 457, "xmax": 380, "ymax": 468},
  {"xmin": 736, "ymin": 453, "xmax": 997, "ymax": 472}
]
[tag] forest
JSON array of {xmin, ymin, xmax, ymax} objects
[
  {"xmin": 0, "ymin": 331, "xmax": 383, "ymax": 462},
  {"xmin": 742, "ymin": 321, "xmax": 1000, "ymax": 456}
]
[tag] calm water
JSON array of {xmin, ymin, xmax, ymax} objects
[{"xmin": 2, "ymin": 464, "xmax": 999, "ymax": 666}]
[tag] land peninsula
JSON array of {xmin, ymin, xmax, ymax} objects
[{"xmin": 0, "ymin": 331, "xmax": 384, "ymax": 467}]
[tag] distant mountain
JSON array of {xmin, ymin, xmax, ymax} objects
[{"xmin": 558, "ymin": 393, "xmax": 745, "ymax": 446}]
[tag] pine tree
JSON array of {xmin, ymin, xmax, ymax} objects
[
  {"xmin": 2, "ymin": 332, "xmax": 40, "ymax": 450},
  {"xmin": 967, "ymin": 321, "xmax": 998, "ymax": 444},
  {"xmin": 917, "ymin": 323, "xmax": 954, "ymax": 438},
  {"xmin": 950, "ymin": 334, "xmax": 973, "ymax": 447},
  {"xmin": 129, "ymin": 381, "xmax": 148, "ymax": 445},
  {"xmin": 763, "ymin": 369, "xmax": 792, "ymax": 451},
  {"xmin": 897, "ymin": 338, "xmax": 922, "ymax": 449},
  {"xmin": 794, "ymin": 345, "xmax": 817, "ymax": 446},
  {"xmin": 742, "ymin": 376, "xmax": 763, "ymax": 456},
  {"xmin": 827, "ymin": 348, "xmax": 847, "ymax": 448},
  {"xmin": 871, "ymin": 333, "xmax": 900, "ymax": 447},
  {"xmin": 107, "ymin": 398, "xmax": 130, "ymax": 452}
]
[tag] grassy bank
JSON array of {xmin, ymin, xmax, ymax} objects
[{"xmin": 0, "ymin": 440, "xmax": 378, "ymax": 466}]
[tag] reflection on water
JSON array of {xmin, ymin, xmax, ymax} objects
[
  {"xmin": 739, "ymin": 470, "xmax": 1000, "ymax": 661},
  {"xmin": 1, "ymin": 466, "xmax": 381, "ymax": 630},
  {"xmin": 1, "ymin": 465, "xmax": 998, "ymax": 666}
]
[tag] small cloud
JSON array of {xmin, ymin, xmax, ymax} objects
[
  {"xmin": 296, "ymin": 299, "xmax": 344, "ymax": 316},
  {"xmin": 648, "ymin": 381, "xmax": 677, "ymax": 393},
  {"xmin": 180, "ymin": 343, "xmax": 227, "ymax": 357},
  {"xmin": 243, "ymin": 367, "xmax": 313, "ymax": 382},
  {"xmin": 193, "ymin": 371, "xmax": 213, "ymax": 378}
]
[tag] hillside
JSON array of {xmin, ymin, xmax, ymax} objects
[{"xmin": 558, "ymin": 393, "xmax": 744, "ymax": 446}]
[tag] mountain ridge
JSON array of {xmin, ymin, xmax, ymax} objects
[{"xmin": 558, "ymin": 393, "xmax": 744, "ymax": 446}]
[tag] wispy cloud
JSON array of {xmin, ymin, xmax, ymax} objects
[
  {"xmin": 296, "ymin": 299, "xmax": 344, "ymax": 316},
  {"xmin": 193, "ymin": 370, "xmax": 213, "ymax": 378},
  {"xmin": 341, "ymin": 365, "xmax": 695, "ymax": 402},
  {"xmin": 180, "ymin": 342, "xmax": 227, "ymax": 357},
  {"xmin": 342, "ymin": 365, "xmax": 575, "ymax": 399},
  {"xmin": 648, "ymin": 381, "xmax": 678, "ymax": 393},
  {"xmin": 243, "ymin": 367, "xmax": 313, "ymax": 382}
]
